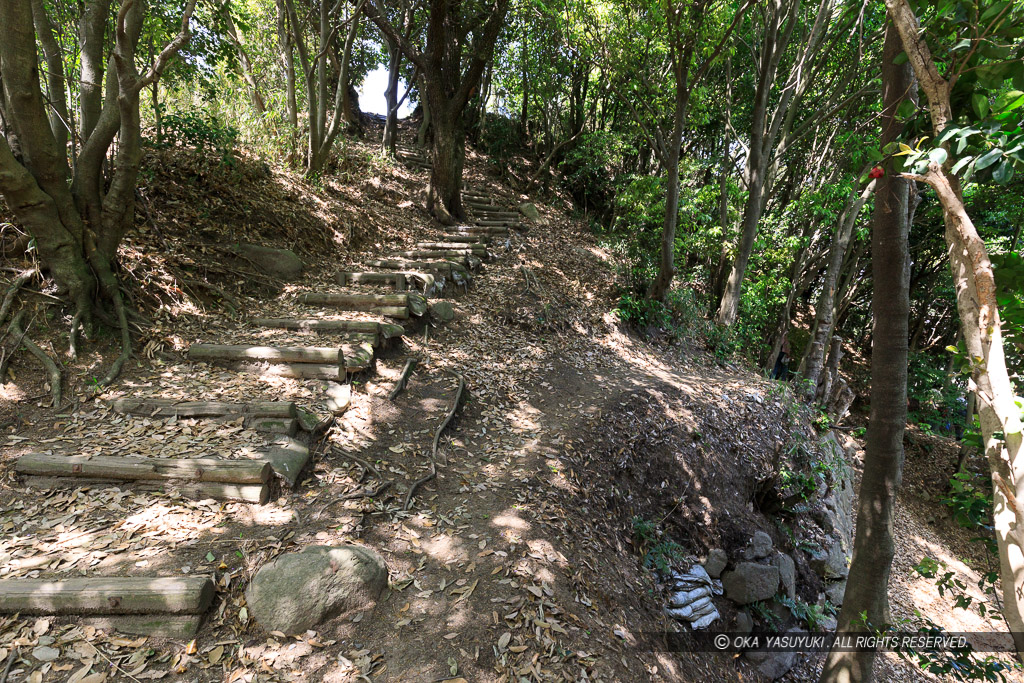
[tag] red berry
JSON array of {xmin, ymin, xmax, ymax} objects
[{"xmin": 869, "ymin": 167, "xmax": 884, "ymax": 179}]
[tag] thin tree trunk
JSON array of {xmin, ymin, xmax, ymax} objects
[
  {"xmin": 820, "ymin": 23, "xmax": 912, "ymax": 682},
  {"xmin": 382, "ymin": 41, "xmax": 401, "ymax": 155},
  {"xmin": 221, "ymin": 0, "xmax": 266, "ymax": 115},
  {"xmin": 799, "ymin": 175, "xmax": 877, "ymax": 397}
]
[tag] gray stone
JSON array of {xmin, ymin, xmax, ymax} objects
[
  {"xmin": 518, "ymin": 202, "xmax": 541, "ymax": 221},
  {"xmin": 809, "ymin": 539, "xmax": 849, "ymax": 579},
  {"xmin": 703, "ymin": 549, "xmax": 728, "ymax": 578},
  {"xmin": 735, "ymin": 610, "xmax": 753, "ymax": 634},
  {"xmin": 246, "ymin": 545, "xmax": 387, "ymax": 634},
  {"xmin": 820, "ymin": 614, "xmax": 838, "ymax": 632},
  {"xmin": 743, "ymin": 531, "xmax": 773, "ymax": 560},
  {"xmin": 324, "ymin": 382, "xmax": 352, "ymax": 415},
  {"xmin": 744, "ymin": 628, "xmax": 801, "ymax": 679},
  {"xmin": 771, "ymin": 552, "xmax": 797, "ymax": 601},
  {"xmin": 429, "ymin": 301, "xmax": 456, "ymax": 325},
  {"xmin": 722, "ymin": 562, "xmax": 779, "ymax": 605},
  {"xmin": 235, "ymin": 243, "xmax": 304, "ymax": 281},
  {"xmin": 825, "ymin": 579, "xmax": 847, "ymax": 607},
  {"xmin": 753, "ymin": 649, "xmax": 798, "ymax": 680}
]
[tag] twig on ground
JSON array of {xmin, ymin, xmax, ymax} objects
[
  {"xmin": 404, "ymin": 371, "xmax": 466, "ymax": 510},
  {"xmin": 1, "ymin": 646, "xmax": 17, "ymax": 683}
]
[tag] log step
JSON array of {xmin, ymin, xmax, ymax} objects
[
  {"xmin": 0, "ymin": 576, "xmax": 215, "ymax": 615},
  {"xmin": 189, "ymin": 344, "xmax": 343, "ymax": 365},
  {"xmin": 393, "ymin": 250, "xmax": 478, "ymax": 262},
  {"xmin": 22, "ymin": 477, "xmax": 270, "ymax": 503},
  {"xmin": 336, "ymin": 271, "xmax": 409, "ymax": 291},
  {"xmin": 109, "ymin": 398, "xmax": 296, "ymax": 419},
  {"xmin": 431, "ymin": 234, "xmax": 490, "ymax": 245},
  {"xmin": 415, "ymin": 242, "xmax": 487, "ymax": 254},
  {"xmin": 16, "ymin": 453, "xmax": 272, "ymax": 484},
  {"xmin": 252, "ymin": 318, "xmax": 404, "ymax": 341},
  {"xmin": 473, "ymin": 219, "xmax": 519, "ymax": 227},
  {"xmin": 446, "ymin": 225, "xmax": 510, "ymax": 236},
  {"xmin": 235, "ymin": 362, "xmax": 343, "ymax": 381},
  {"xmin": 298, "ymin": 292, "xmax": 427, "ymax": 317},
  {"xmin": 84, "ymin": 614, "xmax": 203, "ymax": 639}
]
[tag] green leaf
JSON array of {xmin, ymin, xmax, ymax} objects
[
  {"xmin": 993, "ymin": 159, "xmax": 1014, "ymax": 183},
  {"xmin": 206, "ymin": 552, "xmax": 215, "ymax": 562},
  {"xmin": 981, "ymin": 0, "xmax": 1010, "ymax": 23},
  {"xmin": 976, "ymin": 147, "xmax": 1003, "ymax": 170},
  {"xmin": 893, "ymin": 51, "xmax": 909, "ymax": 65},
  {"xmin": 994, "ymin": 90, "xmax": 1024, "ymax": 113},
  {"xmin": 927, "ymin": 148, "xmax": 948, "ymax": 164},
  {"xmin": 972, "ymin": 93, "xmax": 990, "ymax": 118},
  {"xmin": 951, "ymin": 155, "xmax": 974, "ymax": 174}
]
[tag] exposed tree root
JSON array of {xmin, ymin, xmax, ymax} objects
[
  {"xmin": 388, "ymin": 357, "xmax": 418, "ymax": 401},
  {"xmin": 334, "ymin": 449, "xmax": 394, "ymax": 501},
  {"xmin": 404, "ymin": 370, "xmax": 466, "ymax": 510},
  {"xmin": 97, "ymin": 290, "xmax": 132, "ymax": 387},
  {"xmin": 9, "ymin": 311, "xmax": 62, "ymax": 406},
  {"xmin": 68, "ymin": 309, "xmax": 83, "ymax": 360},
  {"xmin": 0, "ymin": 269, "xmax": 34, "ymax": 328}
]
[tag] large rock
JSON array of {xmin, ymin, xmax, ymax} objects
[
  {"xmin": 429, "ymin": 301, "xmax": 456, "ymax": 325},
  {"xmin": 743, "ymin": 531, "xmax": 773, "ymax": 560},
  {"xmin": 703, "ymin": 548, "xmax": 728, "ymax": 579},
  {"xmin": 746, "ymin": 637, "xmax": 799, "ymax": 681},
  {"xmin": 825, "ymin": 578, "xmax": 847, "ymax": 607},
  {"xmin": 246, "ymin": 545, "xmax": 387, "ymax": 634},
  {"xmin": 809, "ymin": 539, "xmax": 849, "ymax": 580},
  {"xmin": 518, "ymin": 202, "xmax": 541, "ymax": 221},
  {"xmin": 772, "ymin": 552, "xmax": 797, "ymax": 601},
  {"xmin": 235, "ymin": 243, "xmax": 304, "ymax": 281},
  {"xmin": 722, "ymin": 562, "xmax": 779, "ymax": 605}
]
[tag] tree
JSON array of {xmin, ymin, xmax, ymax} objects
[
  {"xmin": 884, "ymin": 0, "xmax": 1024, "ymax": 655},
  {"xmin": 363, "ymin": 0, "xmax": 511, "ymax": 224},
  {"xmin": 597, "ymin": 0, "xmax": 752, "ymax": 302},
  {"xmin": 819, "ymin": 22, "xmax": 914, "ymax": 683},
  {"xmin": 0, "ymin": 0, "xmax": 196, "ymax": 385},
  {"xmin": 282, "ymin": 0, "xmax": 366, "ymax": 175},
  {"xmin": 715, "ymin": 0, "xmax": 874, "ymax": 325}
]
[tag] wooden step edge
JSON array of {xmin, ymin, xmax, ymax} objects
[
  {"xmin": 0, "ymin": 576, "xmax": 215, "ymax": 616},
  {"xmin": 108, "ymin": 399, "xmax": 296, "ymax": 420},
  {"xmin": 15, "ymin": 453, "xmax": 273, "ymax": 485},
  {"xmin": 188, "ymin": 344, "xmax": 344, "ymax": 365},
  {"xmin": 22, "ymin": 476, "xmax": 270, "ymax": 503}
]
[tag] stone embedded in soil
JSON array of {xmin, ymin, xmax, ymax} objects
[
  {"xmin": 809, "ymin": 539, "xmax": 849, "ymax": 580},
  {"xmin": 235, "ymin": 243, "xmax": 304, "ymax": 281},
  {"xmin": 735, "ymin": 610, "xmax": 754, "ymax": 634},
  {"xmin": 429, "ymin": 301, "xmax": 456, "ymax": 325},
  {"xmin": 703, "ymin": 548, "xmax": 728, "ymax": 578},
  {"xmin": 772, "ymin": 552, "xmax": 797, "ymax": 600},
  {"xmin": 825, "ymin": 578, "xmax": 847, "ymax": 606},
  {"xmin": 745, "ymin": 632, "xmax": 799, "ymax": 680},
  {"xmin": 722, "ymin": 562, "xmax": 779, "ymax": 604},
  {"xmin": 246, "ymin": 545, "xmax": 387, "ymax": 635},
  {"xmin": 743, "ymin": 531, "xmax": 773, "ymax": 560},
  {"xmin": 518, "ymin": 202, "xmax": 541, "ymax": 221}
]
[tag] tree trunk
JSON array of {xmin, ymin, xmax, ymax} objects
[
  {"xmin": 799, "ymin": 176, "xmax": 877, "ymax": 397},
  {"xmin": 275, "ymin": 0, "xmax": 298, "ymax": 163},
  {"xmin": 221, "ymin": 0, "xmax": 266, "ymax": 115},
  {"xmin": 886, "ymin": 0, "xmax": 1024, "ymax": 655},
  {"xmin": 382, "ymin": 41, "xmax": 401, "ymax": 155},
  {"xmin": 427, "ymin": 103, "xmax": 466, "ymax": 224},
  {"xmin": 819, "ymin": 22, "xmax": 913, "ymax": 683}
]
